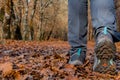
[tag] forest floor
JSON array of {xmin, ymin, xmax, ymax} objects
[{"xmin": 0, "ymin": 40, "xmax": 120, "ymax": 80}]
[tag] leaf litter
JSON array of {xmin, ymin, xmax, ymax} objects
[{"xmin": 0, "ymin": 40, "xmax": 120, "ymax": 80}]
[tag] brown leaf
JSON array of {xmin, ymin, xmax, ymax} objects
[
  {"xmin": 64, "ymin": 64, "xmax": 75, "ymax": 69},
  {"xmin": 66, "ymin": 76, "xmax": 79, "ymax": 80},
  {"xmin": 0, "ymin": 62, "xmax": 13, "ymax": 77},
  {"xmin": 14, "ymin": 71, "xmax": 22, "ymax": 80}
]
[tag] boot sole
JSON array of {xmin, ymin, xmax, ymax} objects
[{"xmin": 94, "ymin": 38, "xmax": 117, "ymax": 75}]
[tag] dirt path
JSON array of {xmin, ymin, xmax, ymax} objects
[{"xmin": 0, "ymin": 40, "xmax": 120, "ymax": 80}]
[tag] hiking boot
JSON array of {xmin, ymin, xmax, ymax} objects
[
  {"xmin": 93, "ymin": 29, "xmax": 117, "ymax": 74},
  {"xmin": 68, "ymin": 48, "xmax": 86, "ymax": 65}
]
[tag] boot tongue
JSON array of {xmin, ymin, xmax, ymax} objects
[
  {"xmin": 77, "ymin": 48, "xmax": 81, "ymax": 56},
  {"xmin": 96, "ymin": 27, "xmax": 113, "ymax": 44},
  {"xmin": 103, "ymin": 26, "xmax": 108, "ymax": 35}
]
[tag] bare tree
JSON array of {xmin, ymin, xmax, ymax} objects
[
  {"xmin": 29, "ymin": 0, "xmax": 38, "ymax": 40},
  {"xmin": 1, "ymin": 0, "xmax": 68, "ymax": 41},
  {"xmin": 115, "ymin": 0, "xmax": 120, "ymax": 31},
  {"xmin": 22, "ymin": 0, "xmax": 31, "ymax": 40},
  {"xmin": 3, "ymin": 0, "xmax": 11, "ymax": 39}
]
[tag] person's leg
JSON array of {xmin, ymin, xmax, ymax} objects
[
  {"xmin": 91, "ymin": 0, "xmax": 120, "ymax": 42},
  {"xmin": 68, "ymin": 0, "xmax": 88, "ymax": 65},
  {"xmin": 91, "ymin": 0, "xmax": 119, "ymax": 74}
]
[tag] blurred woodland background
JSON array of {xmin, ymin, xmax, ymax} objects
[{"xmin": 0, "ymin": 0, "xmax": 120, "ymax": 41}]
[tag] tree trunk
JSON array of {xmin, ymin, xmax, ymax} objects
[
  {"xmin": 10, "ymin": 0, "xmax": 17, "ymax": 39},
  {"xmin": 115, "ymin": 0, "xmax": 120, "ymax": 31},
  {"xmin": 36, "ymin": 0, "xmax": 43, "ymax": 40},
  {"xmin": 29, "ymin": 0, "xmax": 38, "ymax": 40},
  {"xmin": 3, "ymin": 0, "xmax": 11, "ymax": 39},
  {"xmin": 23, "ymin": 0, "xmax": 31, "ymax": 40}
]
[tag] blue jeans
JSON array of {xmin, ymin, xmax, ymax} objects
[{"xmin": 68, "ymin": 0, "xmax": 120, "ymax": 51}]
